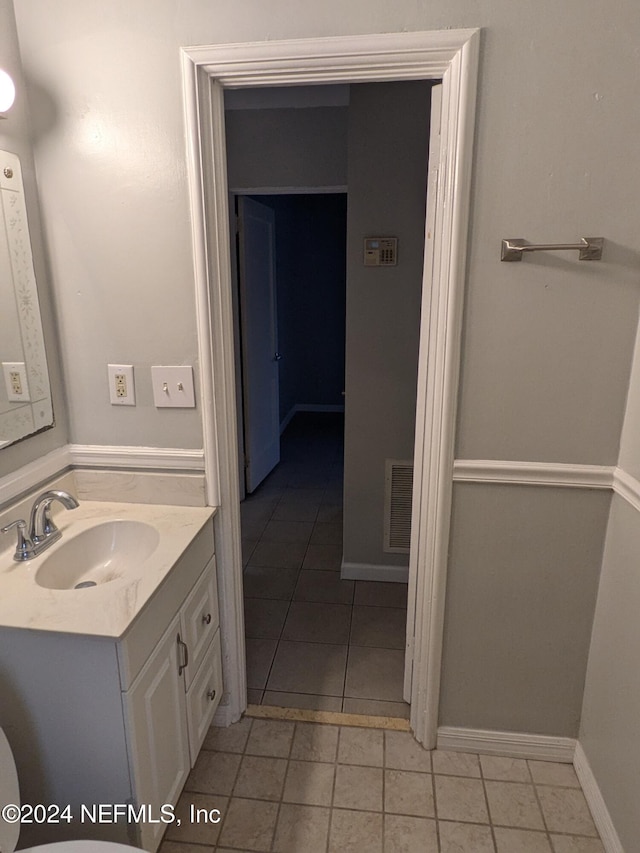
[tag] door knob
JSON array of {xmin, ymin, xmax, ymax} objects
[{"xmin": 274, "ymin": 353, "xmax": 282, "ymax": 361}]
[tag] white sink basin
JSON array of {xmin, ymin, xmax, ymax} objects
[{"xmin": 35, "ymin": 520, "xmax": 160, "ymax": 590}]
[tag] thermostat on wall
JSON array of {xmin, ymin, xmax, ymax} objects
[{"xmin": 364, "ymin": 237, "xmax": 397, "ymax": 266}]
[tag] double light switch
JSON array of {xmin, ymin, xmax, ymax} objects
[{"xmin": 151, "ymin": 366, "xmax": 195, "ymax": 408}]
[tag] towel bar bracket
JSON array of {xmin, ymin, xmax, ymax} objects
[{"xmin": 501, "ymin": 237, "xmax": 604, "ymax": 262}]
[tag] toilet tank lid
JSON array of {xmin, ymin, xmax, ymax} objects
[{"xmin": 0, "ymin": 728, "xmax": 20, "ymax": 853}]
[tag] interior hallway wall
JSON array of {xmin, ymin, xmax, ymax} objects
[
  {"xmin": 255, "ymin": 195, "xmax": 347, "ymax": 425},
  {"xmin": 342, "ymin": 80, "xmax": 431, "ymax": 572},
  {"xmin": 225, "ymin": 106, "xmax": 348, "ymax": 192}
]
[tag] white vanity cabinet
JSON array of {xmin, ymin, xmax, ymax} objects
[
  {"xmin": 123, "ymin": 560, "xmax": 222, "ymax": 851},
  {"xmin": 0, "ymin": 511, "xmax": 222, "ymax": 853}
]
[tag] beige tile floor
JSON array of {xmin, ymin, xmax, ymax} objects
[
  {"xmin": 161, "ymin": 716, "xmax": 605, "ymax": 853},
  {"xmin": 241, "ymin": 413, "xmax": 410, "ymax": 719}
]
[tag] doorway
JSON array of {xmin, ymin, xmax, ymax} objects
[
  {"xmin": 182, "ymin": 29, "xmax": 480, "ymax": 746},
  {"xmin": 234, "ymin": 185, "xmax": 413, "ymax": 714},
  {"xmin": 235, "ymin": 192, "xmax": 348, "ymax": 499}
]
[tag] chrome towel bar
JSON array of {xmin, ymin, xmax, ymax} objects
[{"xmin": 501, "ymin": 236, "xmax": 604, "ymax": 262}]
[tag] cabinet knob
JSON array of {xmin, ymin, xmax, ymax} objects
[
  {"xmin": 207, "ymin": 688, "xmax": 216, "ymax": 702},
  {"xmin": 202, "ymin": 613, "xmax": 212, "ymax": 625}
]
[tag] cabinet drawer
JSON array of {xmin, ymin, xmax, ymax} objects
[
  {"xmin": 180, "ymin": 558, "xmax": 219, "ymax": 689},
  {"xmin": 186, "ymin": 629, "xmax": 223, "ymax": 765}
]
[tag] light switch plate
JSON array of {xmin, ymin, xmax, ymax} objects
[
  {"xmin": 151, "ymin": 365, "xmax": 196, "ymax": 408},
  {"xmin": 2, "ymin": 362, "xmax": 30, "ymax": 402}
]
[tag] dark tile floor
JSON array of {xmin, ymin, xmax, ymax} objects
[{"xmin": 241, "ymin": 413, "xmax": 410, "ymax": 718}]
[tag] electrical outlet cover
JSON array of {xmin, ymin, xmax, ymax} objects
[
  {"xmin": 2, "ymin": 362, "xmax": 30, "ymax": 402},
  {"xmin": 151, "ymin": 366, "xmax": 196, "ymax": 408},
  {"xmin": 107, "ymin": 364, "xmax": 135, "ymax": 405}
]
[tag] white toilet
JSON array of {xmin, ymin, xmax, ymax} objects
[{"xmin": 0, "ymin": 729, "xmax": 142, "ymax": 853}]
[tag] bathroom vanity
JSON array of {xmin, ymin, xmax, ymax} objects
[{"xmin": 0, "ymin": 501, "xmax": 221, "ymax": 852}]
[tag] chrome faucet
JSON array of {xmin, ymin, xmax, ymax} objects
[{"xmin": 1, "ymin": 490, "xmax": 79, "ymax": 561}]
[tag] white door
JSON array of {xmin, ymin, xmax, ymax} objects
[{"xmin": 237, "ymin": 196, "xmax": 281, "ymax": 493}]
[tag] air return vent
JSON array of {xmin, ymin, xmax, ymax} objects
[{"xmin": 383, "ymin": 460, "xmax": 413, "ymax": 554}]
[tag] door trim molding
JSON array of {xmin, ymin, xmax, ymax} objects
[{"xmin": 181, "ymin": 29, "xmax": 480, "ymax": 742}]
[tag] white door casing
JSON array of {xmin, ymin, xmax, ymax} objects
[
  {"xmin": 181, "ymin": 29, "xmax": 480, "ymax": 746},
  {"xmin": 237, "ymin": 196, "xmax": 281, "ymax": 493},
  {"xmin": 404, "ymin": 81, "xmax": 442, "ymax": 703}
]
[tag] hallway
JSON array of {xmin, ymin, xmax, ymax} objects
[{"xmin": 241, "ymin": 413, "xmax": 410, "ymax": 718}]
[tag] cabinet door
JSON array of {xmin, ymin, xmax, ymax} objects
[{"xmin": 124, "ymin": 614, "xmax": 190, "ymax": 852}]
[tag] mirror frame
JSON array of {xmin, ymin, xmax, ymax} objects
[{"xmin": 0, "ymin": 150, "xmax": 53, "ymax": 447}]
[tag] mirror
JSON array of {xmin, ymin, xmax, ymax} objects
[{"xmin": 0, "ymin": 150, "xmax": 53, "ymax": 448}]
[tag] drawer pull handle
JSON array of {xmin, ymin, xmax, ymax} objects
[
  {"xmin": 202, "ymin": 613, "xmax": 212, "ymax": 625},
  {"xmin": 207, "ymin": 689, "xmax": 216, "ymax": 702},
  {"xmin": 177, "ymin": 633, "xmax": 189, "ymax": 676}
]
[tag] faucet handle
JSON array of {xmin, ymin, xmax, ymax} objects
[{"xmin": 1, "ymin": 519, "xmax": 34, "ymax": 561}]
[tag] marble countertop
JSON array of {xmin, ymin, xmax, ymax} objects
[{"xmin": 0, "ymin": 500, "xmax": 215, "ymax": 638}]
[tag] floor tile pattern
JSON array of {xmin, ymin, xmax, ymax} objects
[
  {"xmin": 161, "ymin": 716, "xmax": 605, "ymax": 853},
  {"xmin": 241, "ymin": 413, "xmax": 409, "ymax": 718}
]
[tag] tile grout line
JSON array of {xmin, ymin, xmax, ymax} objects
[
  {"xmin": 325, "ymin": 722, "xmax": 341, "ymax": 853},
  {"xmin": 527, "ymin": 757, "xmax": 556, "ymax": 848},
  {"xmin": 267, "ymin": 718, "xmax": 297, "ymax": 853},
  {"xmin": 429, "ymin": 748, "xmax": 442, "ymax": 853},
  {"xmin": 477, "ymin": 753, "xmax": 499, "ymax": 853},
  {"xmin": 381, "ymin": 729, "xmax": 387, "ymax": 853},
  {"xmin": 210, "ymin": 715, "xmax": 253, "ymax": 850},
  {"xmin": 340, "ymin": 563, "xmax": 355, "ymax": 712}
]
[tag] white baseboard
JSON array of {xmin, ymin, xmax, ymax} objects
[
  {"xmin": 341, "ymin": 560, "xmax": 409, "ymax": 583},
  {"xmin": 574, "ymin": 742, "xmax": 624, "ymax": 853},
  {"xmin": 280, "ymin": 406, "xmax": 297, "ymax": 434},
  {"xmin": 295, "ymin": 404, "xmax": 345, "ymax": 413},
  {"xmin": 437, "ymin": 726, "xmax": 576, "ymax": 762}
]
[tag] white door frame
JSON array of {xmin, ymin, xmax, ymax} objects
[{"xmin": 181, "ymin": 29, "xmax": 480, "ymax": 746}]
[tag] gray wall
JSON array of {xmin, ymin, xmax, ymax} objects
[
  {"xmin": 13, "ymin": 1, "xmax": 640, "ymax": 461},
  {"xmin": 579, "ymin": 495, "xmax": 640, "ymax": 851},
  {"xmin": 225, "ymin": 107, "xmax": 348, "ymax": 192},
  {"xmin": 441, "ymin": 483, "xmax": 609, "ymax": 736},
  {"xmin": 0, "ymin": 0, "xmax": 68, "ymax": 479},
  {"xmin": 343, "ymin": 81, "xmax": 431, "ymax": 569},
  {"xmin": 577, "ymin": 315, "xmax": 640, "ymax": 849},
  {"xmin": 10, "ymin": 0, "xmax": 640, "ymax": 759}
]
